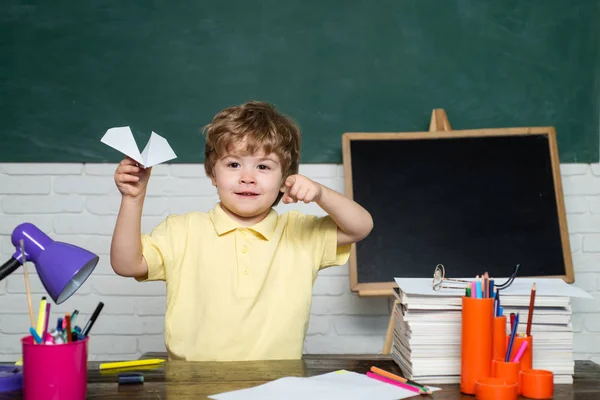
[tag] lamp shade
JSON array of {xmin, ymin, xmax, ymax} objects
[{"xmin": 10, "ymin": 223, "xmax": 99, "ymax": 304}]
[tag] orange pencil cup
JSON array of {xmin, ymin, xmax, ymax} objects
[
  {"xmin": 461, "ymin": 296, "xmax": 494, "ymax": 395},
  {"xmin": 492, "ymin": 316, "xmax": 506, "ymax": 362},
  {"xmin": 520, "ymin": 369, "xmax": 554, "ymax": 399},
  {"xmin": 492, "ymin": 360, "xmax": 520, "ymax": 393},
  {"xmin": 506, "ymin": 335, "xmax": 533, "ymax": 370},
  {"xmin": 475, "ymin": 378, "xmax": 518, "ymax": 400}
]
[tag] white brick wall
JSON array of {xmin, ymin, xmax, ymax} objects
[{"xmin": 0, "ymin": 163, "xmax": 598, "ymax": 363}]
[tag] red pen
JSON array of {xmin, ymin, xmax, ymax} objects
[
  {"xmin": 510, "ymin": 313, "xmax": 516, "ymax": 332},
  {"xmin": 65, "ymin": 314, "xmax": 72, "ymax": 343}
]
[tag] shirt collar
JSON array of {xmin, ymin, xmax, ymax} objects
[{"xmin": 209, "ymin": 203, "xmax": 278, "ymax": 241}]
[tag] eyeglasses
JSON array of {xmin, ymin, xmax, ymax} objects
[{"xmin": 432, "ymin": 263, "xmax": 521, "ymax": 291}]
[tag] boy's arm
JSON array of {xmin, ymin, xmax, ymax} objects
[
  {"xmin": 316, "ymin": 185, "xmax": 373, "ymax": 246},
  {"xmin": 110, "ymin": 157, "xmax": 151, "ymax": 278},
  {"xmin": 110, "ymin": 196, "xmax": 149, "ymax": 278},
  {"xmin": 282, "ymin": 175, "xmax": 373, "ymax": 246}
]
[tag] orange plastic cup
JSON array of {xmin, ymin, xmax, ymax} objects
[
  {"xmin": 460, "ymin": 297, "xmax": 494, "ymax": 394},
  {"xmin": 505, "ymin": 335, "xmax": 533, "ymax": 370},
  {"xmin": 520, "ymin": 369, "xmax": 553, "ymax": 399},
  {"xmin": 492, "ymin": 316, "xmax": 506, "ymax": 362},
  {"xmin": 492, "ymin": 360, "xmax": 520, "ymax": 393},
  {"xmin": 475, "ymin": 377, "xmax": 518, "ymax": 400}
]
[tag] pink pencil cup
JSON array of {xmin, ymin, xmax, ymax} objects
[{"xmin": 21, "ymin": 335, "xmax": 88, "ymax": 400}]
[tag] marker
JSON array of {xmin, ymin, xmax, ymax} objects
[
  {"xmin": 475, "ymin": 281, "xmax": 482, "ymax": 299},
  {"xmin": 118, "ymin": 372, "xmax": 144, "ymax": 385},
  {"xmin": 370, "ymin": 366, "xmax": 431, "ymax": 393},
  {"xmin": 35, "ymin": 297, "xmax": 47, "ymax": 337},
  {"xmin": 526, "ymin": 283, "xmax": 536, "ymax": 337},
  {"xmin": 71, "ymin": 310, "xmax": 79, "ymax": 325},
  {"xmin": 512, "ymin": 340, "xmax": 529, "ymax": 363},
  {"xmin": 100, "ymin": 359, "xmax": 165, "ymax": 370},
  {"xmin": 65, "ymin": 314, "xmax": 72, "ymax": 343},
  {"xmin": 366, "ymin": 372, "xmax": 425, "ymax": 394},
  {"xmin": 29, "ymin": 327, "xmax": 43, "ymax": 344},
  {"xmin": 82, "ymin": 302, "xmax": 104, "ymax": 337},
  {"xmin": 505, "ymin": 312, "xmax": 520, "ymax": 362},
  {"xmin": 42, "ymin": 302, "xmax": 51, "ymax": 341}
]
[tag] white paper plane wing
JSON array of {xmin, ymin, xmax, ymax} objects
[
  {"xmin": 101, "ymin": 127, "xmax": 177, "ymax": 168},
  {"xmin": 100, "ymin": 126, "xmax": 144, "ymax": 165},
  {"xmin": 140, "ymin": 132, "xmax": 177, "ymax": 167}
]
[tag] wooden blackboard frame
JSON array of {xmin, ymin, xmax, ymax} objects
[{"xmin": 342, "ymin": 126, "xmax": 575, "ymax": 297}]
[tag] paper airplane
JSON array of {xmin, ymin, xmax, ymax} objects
[{"xmin": 101, "ymin": 126, "xmax": 177, "ymax": 168}]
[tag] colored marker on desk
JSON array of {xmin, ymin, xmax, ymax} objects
[
  {"xmin": 505, "ymin": 312, "xmax": 520, "ymax": 362},
  {"xmin": 29, "ymin": 327, "xmax": 43, "ymax": 344},
  {"xmin": 65, "ymin": 314, "xmax": 72, "ymax": 343},
  {"xmin": 35, "ymin": 297, "xmax": 46, "ymax": 337},
  {"xmin": 82, "ymin": 302, "xmax": 104, "ymax": 337},
  {"xmin": 118, "ymin": 372, "xmax": 144, "ymax": 385},
  {"xmin": 100, "ymin": 359, "xmax": 165, "ymax": 370},
  {"xmin": 512, "ymin": 340, "xmax": 529, "ymax": 363},
  {"xmin": 370, "ymin": 366, "xmax": 431, "ymax": 394},
  {"xmin": 366, "ymin": 372, "xmax": 425, "ymax": 394},
  {"xmin": 475, "ymin": 281, "xmax": 482, "ymax": 298}
]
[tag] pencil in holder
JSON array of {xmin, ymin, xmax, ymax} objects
[
  {"xmin": 460, "ymin": 296, "xmax": 494, "ymax": 395},
  {"xmin": 492, "ymin": 316, "xmax": 506, "ymax": 362},
  {"xmin": 506, "ymin": 334, "xmax": 533, "ymax": 370}
]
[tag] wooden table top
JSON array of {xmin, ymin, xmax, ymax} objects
[{"xmin": 2, "ymin": 355, "xmax": 599, "ymax": 399}]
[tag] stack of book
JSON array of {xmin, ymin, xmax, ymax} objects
[{"xmin": 391, "ymin": 278, "xmax": 591, "ymax": 385}]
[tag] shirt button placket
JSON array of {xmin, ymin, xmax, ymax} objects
[{"xmin": 238, "ymin": 229, "xmax": 250, "ymax": 277}]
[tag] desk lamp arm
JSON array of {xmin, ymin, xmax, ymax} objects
[{"xmin": 0, "ymin": 257, "xmax": 20, "ymax": 281}]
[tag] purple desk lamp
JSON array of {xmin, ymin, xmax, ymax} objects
[{"xmin": 0, "ymin": 222, "xmax": 99, "ymax": 304}]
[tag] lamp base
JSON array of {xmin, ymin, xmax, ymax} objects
[{"xmin": 0, "ymin": 366, "xmax": 22, "ymax": 393}]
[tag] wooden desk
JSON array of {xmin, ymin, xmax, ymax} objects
[{"xmin": 2, "ymin": 355, "xmax": 599, "ymax": 399}]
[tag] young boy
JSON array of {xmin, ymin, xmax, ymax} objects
[{"xmin": 110, "ymin": 101, "xmax": 373, "ymax": 361}]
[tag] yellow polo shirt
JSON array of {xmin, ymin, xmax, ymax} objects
[{"xmin": 139, "ymin": 203, "xmax": 350, "ymax": 361}]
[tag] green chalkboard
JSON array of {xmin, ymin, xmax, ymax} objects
[{"xmin": 1, "ymin": 0, "xmax": 599, "ymax": 163}]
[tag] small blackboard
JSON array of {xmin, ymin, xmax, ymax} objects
[{"xmin": 343, "ymin": 128, "xmax": 574, "ymax": 295}]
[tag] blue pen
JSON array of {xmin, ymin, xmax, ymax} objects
[
  {"xmin": 475, "ymin": 281, "xmax": 482, "ymax": 298},
  {"xmin": 29, "ymin": 327, "xmax": 43, "ymax": 344},
  {"xmin": 505, "ymin": 312, "xmax": 520, "ymax": 361},
  {"xmin": 489, "ymin": 280, "xmax": 495, "ymax": 297},
  {"xmin": 494, "ymin": 298, "xmax": 498, "ymax": 317}
]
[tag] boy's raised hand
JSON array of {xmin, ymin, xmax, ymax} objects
[
  {"xmin": 114, "ymin": 157, "xmax": 152, "ymax": 198},
  {"xmin": 282, "ymin": 174, "xmax": 323, "ymax": 204}
]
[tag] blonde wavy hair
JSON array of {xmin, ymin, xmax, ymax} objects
[{"xmin": 202, "ymin": 101, "xmax": 301, "ymax": 205}]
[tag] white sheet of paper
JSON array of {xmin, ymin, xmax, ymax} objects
[
  {"xmin": 101, "ymin": 126, "xmax": 177, "ymax": 167},
  {"xmin": 394, "ymin": 277, "xmax": 592, "ymax": 299},
  {"xmin": 209, "ymin": 370, "xmax": 440, "ymax": 400}
]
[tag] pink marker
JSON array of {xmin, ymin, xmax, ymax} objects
[
  {"xmin": 512, "ymin": 340, "xmax": 529, "ymax": 362},
  {"xmin": 471, "ymin": 281, "xmax": 477, "ymax": 298},
  {"xmin": 42, "ymin": 302, "xmax": 51, "ymax": 339},
  {"xmin": 366, "ymin": 372, "xmax": 424, "ymax": 394}
]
